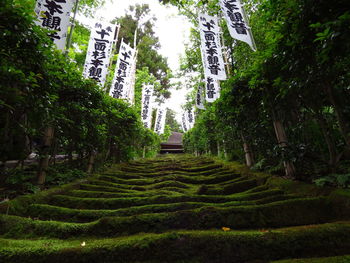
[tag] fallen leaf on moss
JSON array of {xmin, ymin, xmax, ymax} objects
[{"xmin": 222, "ymin": 227, "xmax": 231, "ymax": 231}]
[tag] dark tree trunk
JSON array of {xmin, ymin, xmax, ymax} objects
[
  {"xmin": 314, "ymin": 112, "xmax": 338, "ymax": 173},
  {"xmin": 272, "ymin": 118, "xmax": 297, "ymax": 178},
  {"xmin": 240, "ymin": 131, "xmax": 255, "ymax": 167},
  {"xmin": 325, "ymin": 84, "xmax": 350, "ymax": 148},
  {"xmin": 37, "ymin": 126, "xmax": 54, "ymax": 186},
  {"xmin": 86, "ymin": 150, "xmax": 96, "ymax": 174}
]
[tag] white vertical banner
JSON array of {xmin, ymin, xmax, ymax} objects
[
  {"xmin": 186, "ymin": 108, "xmax": 195, "ymax": 130},
  {"xmin": 154, "ymin": 106, "xmax": 167, "ymax": 135},
  {"xmin": 125, "ymin": 50, "xmax": 138, "ymax": 104},
  {"xmin": 198, "ymin": 13, "xmax": 227, "ymax": 80},
  {"xmin": 196, "ymin": 86, "xmax": 205, "ymax": 110},
  {"xmin": 219, "ymin": 0, "xmax": 257, "ymax": 51},
  {"xmin": 109, "ymin": 41, "xmax": 136, "ymax": 99},
  {"xmin": 34, "ymin": 0, "xmax": 76, "ymax": 50},
  {"xmin": 182, "ymin": 112, "xmax": 188, "ymax": 132},
  {"xmin": 205, "ymin": 76, "xmax": 221, "ymax": 103},
  {"xmin": 83, "ymin": 22, "xmax": 117, "ymax": 86},
  {"xmin": 141, "ymin": 84, "xmax": 154, "ymax": 129}
]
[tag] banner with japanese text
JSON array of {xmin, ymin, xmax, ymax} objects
[
  {"xmin": 205, "ymin": 76, "xmax": 220, "ymax": 103},
  {"xmin": 34, "ymin": 0, "xmax": 75, "ymax": 50},
  {"xmin": 154, "ymin": 106, "xmax": 167, "ymax": 135},
  {"xmin": 141, "ymin": 84, "xmax": 154, "ymax": 129},
  {"xmin": 125, "ymin": 51, "xmax": 138, "ymax": 104},
  {"xmin": 182, "ymin": 112, "xmax": 188, "ymax": 132},
  {"xmin": 185, "ymin": 108, "xmax": 195, "ymax": 130},
  {"xmin": 83, "ymin": 22, "xmax": 117, "ymax": 86},
  {"xmin": 196, "ymin": 86, "xmax": 205, "ymax": 110},
  {"xmin": 109, "ymin": 41, "xmax": 136, "ymax": 99},
  {"xmin": 198, "ymin": 13, "xmax": 227, "ymax": 80},
  {"xmin": 219, "ymin": 0, "xmax": 257, "ymax": 51}
]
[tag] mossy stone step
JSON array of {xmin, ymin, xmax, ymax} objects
[
  {"xmin": 1, "ymin": 155, "xmax": 349, "ymax": 261},
  {"xmin": 272, "ymin": 255, "xmax": 350, "ymax": 263},
  {"xmin": 48, "ymin": 189, "xmax": 286, "ymax": 210},
  {"xmin": 0, "ymin": 198, "xmax": 332, "ymax": 238},
  {"xmin": 1, "ymin": 223, "xmax": 350, "ymax": 263},
  {"xmin": 27, "ymin": 194, "xmax": 297, "ymax": 223},
  {"xmin": 97, "ymin": 172, "xmax": 240, "ymax": 186}
]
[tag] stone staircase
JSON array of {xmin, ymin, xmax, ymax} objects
[{"xmin": 0, "ymin": 155, "xmax": 349, "ymax": 262}]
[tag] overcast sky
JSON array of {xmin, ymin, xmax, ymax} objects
[{"xmin": 85, "ymin": 0, "xmax": 192, "ymax": 120}]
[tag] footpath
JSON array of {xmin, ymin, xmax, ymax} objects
[{"xmin": 0, "ymin": 155, "xmax": 349, "ymax": 262}]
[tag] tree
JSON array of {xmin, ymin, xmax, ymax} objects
[
  {"xmin": 112, "ymin": 4, "xmax": 172, "ymax": 99},
  {"xmin": 165, "ymin": 109, "xmax": 182, "ymax": 132}
]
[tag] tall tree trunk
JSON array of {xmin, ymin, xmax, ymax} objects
[
  {"xmin": 37, "ymin": 126, "xmax": 54, "ymax": 186},
  {"xmin": 314, "ymin": 112, "xmax": 338, "ymax": 173},
  {"xmin": 86, "ymin": 150, "xmax": 96, "ymax": 174},
  {"xmin": 143, "ymin": 146, "xmax": 146, "ymax": 158},
  {"xmin": 240, "ymin": 131, "xmax": 255, "ymax": 167},
  {"xmin": 217, "ymin": 141, "xmax": 221, "ymax": 157},
  {"xmin": 222, "ymin": 140, "xmax": 228, "ymax": 160},
  {"xmin": 325, "ymin": 84, "xmax": 350, "ymax": 148},
  {"xmin": 272, "ymin": 119, "xmax": 296, "ymax": 178}
]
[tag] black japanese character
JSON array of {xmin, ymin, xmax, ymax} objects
[
  {"xmin": 90, "ymin": 59, "xmax": 103, "ymax": 68},
  {"xmin": 206, "ymin": 47, "xmax": 218, "ymax": 56},
  {"xmin": 95, "ymin": 41, "xmax": 107, "ymax": 51},
  {"xmin": 121, "ymin": 52, "xmax": 131, "ymax": 60},
  {"xmin": 96, "ymin": 29, "xmax": 110, "ymax": 39},
  {"xmin": 224, "ymin": 0, "xmax": 239, "ymax": 12},
  {"xmin": 202, "ymin": 21, "xmax": 214, "ymax": 31},
  {"xmin": 232, "ymin": 22, "xmax": 247, "ymax": 34},
  {"xmin": 41, "ymin": 11, "xmax": 61, "ymax": 30},
  {"xmin": 89, "ymin": 66, "xmax": 102, "ymax": 80},
  {"xmin": 44, "ymin": 0, "xmax": 63, "ymax": 15},
  {"xmin": 48, "ymin": 31, "xmax": 60, "ymax": 40}
]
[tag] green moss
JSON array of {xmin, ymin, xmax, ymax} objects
[
  {"xmin": 48, "ymin": 189, "xmax": 286, "ymax": 210},
  {"xmin": 272, "ymin": 255, "xmax": 350, "ymax": 263},
  {"xmin": 1, "ymin": 224, "xmax": 350, "ymax": 263},
  {"xmin": 0, "ymin": 180, "xmax": 85, "ymax": 215},
  {"xmin": 1, "ymin": 155, "xmax": 350, "ymax": 261}
]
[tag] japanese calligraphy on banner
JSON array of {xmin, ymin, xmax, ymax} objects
[
  {"xmin": 186, "ymin": 109, "xmax": 195, "ymax": 130},
  {"xmin": 83, "ymin": 22, "xmax": 117, "ymax": 86},
  {"xmin": 198, "ymin": 13, "xmax": 226, "ymax": 80},
  {"xmin": 141, "ymin": 85, "xmax": 154, "ymax": 129},
  {"xmin": 125, "ymin": 51, "xmax": 138, "ymax": 104},
  {"xmin": 196, "ymin": 86, "xmax": 205, "ymax": 110},
  {"xmin": 205, "ymin": 76, "xmax": 221, "ymax": 103},
  {"xmin": 34, "ymin": 0, "xmax": 75, "ymax": 50},
  {"xmin": 109, "ymin": 41, "xmax": 136, "ymax": 99},
  {"xmin": 219, "ymin": 0, "xmax": 257, "ymax": 51},
  {"xmin": 154, "ymin": 107, "xmax": 167, "ymax": 135},
  {"xmin": 182, "ymin": 113, "xmax": 188, "ymax": 132}
]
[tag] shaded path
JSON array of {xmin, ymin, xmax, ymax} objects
[{"xmin": 0, "ymin": 155, "xmax": 349, "ymax": 262}]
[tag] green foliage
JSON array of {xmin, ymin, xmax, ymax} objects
[
  {"xmin": 176, "ymin": 0, "xmax": 350, "ymax": 182},
  {"xmin": 112, "ymin": 4, "xmax": 173, "ymax": 98},
  {"xmin": 0, "ymin": 0, "xmax": 161, "ymax": 188},
  {"xmin": 313, "ymin": 173, "xmax": 350, "ymax": 188}
]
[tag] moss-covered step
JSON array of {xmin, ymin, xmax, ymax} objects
[
  {"xmin": 0, "ymin": 198, "xmax": 334, "ymax": 238},
  {"xmin": 271, "ymin": 255, "xmax": 350, "ymax": 263},
  {"xmin": 97, "ymin": 171, "xmax": 241, "ymax": 186},
  {"xmin": 26, "ymin": 194, "xmax": 297, "ymax": 222},
  {"xmin": 47, "ymin": 189, "xmax": 286, "ymax": 209},
  {"xmin": 1, "ymin": 223, "xmax": 350, "ymax": 263}
]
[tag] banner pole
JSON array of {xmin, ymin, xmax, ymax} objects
[{"xmin": 65, "ymin": 0, "xmax": 80, "ymax": 54}]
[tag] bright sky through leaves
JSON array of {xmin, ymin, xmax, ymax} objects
[{"xmin": 88, "ymin": 0, "xmax": 191, "ymax": 120}]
